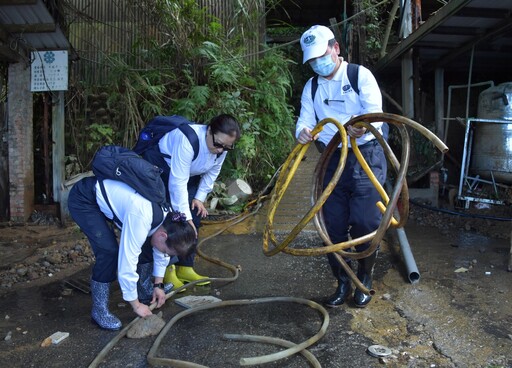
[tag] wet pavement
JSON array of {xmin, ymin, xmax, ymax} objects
[{"xmin": 1, "ymin": 146, "xmax": 511, "ymax": 367}]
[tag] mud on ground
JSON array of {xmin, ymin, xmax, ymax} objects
[
  {"xmin": 1, "ymin": 199, "xmax": 508, "ymax": 295},
  {"xmin": 0, "ymin": 201, "xmax": 510, "ymax": 367}
]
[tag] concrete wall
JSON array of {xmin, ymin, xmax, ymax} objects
[
  {"xmin": 7, "ymin": 62, "xmax": 34, "ymax": 221},
  {"xmin": 0, "ymin": 79, "xmax": 8, "ymax": 219}
]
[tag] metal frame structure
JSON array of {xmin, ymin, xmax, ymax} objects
[{"xmin": 458, "ymin": 118, "xmax": 511, "ymax": 208}]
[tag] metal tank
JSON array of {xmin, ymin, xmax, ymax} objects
[{"xmin": 470, "ymin": 82, "xmax": 512, "ymax": 184}]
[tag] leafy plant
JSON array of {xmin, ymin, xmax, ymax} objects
[
  {"xmin": 357, "ymin": 0, "xmax": 395, "ymax": 65},
  {"xmin": 85, "ymin": 123, "xmax": 114, "ymax": 151},
  {"xmin": 65, "ymin": 0, "xmax": 296, "ymax": 197}
]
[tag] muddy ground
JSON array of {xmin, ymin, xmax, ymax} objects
[{"xmin": 0, "ymin": 200, "xmax": 511, "ymax": 367}]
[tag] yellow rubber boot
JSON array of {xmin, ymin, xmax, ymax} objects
[
  {"xmin": 163, "ymin": 264, "xmax": 186, "ymax": 292},
  {"xmin": 176, "ymin": 266, "xmax": 211, "ymax": 286}
]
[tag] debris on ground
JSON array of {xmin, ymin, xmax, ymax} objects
[{"xmin": 40, "ymin": 331, "xmax": 69, "ymax": 347}]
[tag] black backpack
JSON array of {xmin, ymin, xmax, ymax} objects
[
  {"xmin": 133, "ymin": 115, "xmax": 200, "ymax": 161},
  {"xmin": 92, "ymin": 145, "xmax": 168, "ymax": 230}
]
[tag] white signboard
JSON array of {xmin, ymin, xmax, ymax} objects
[{"xmin": 31, "ymin": 50, "xmax": 68, "ymax": 92}]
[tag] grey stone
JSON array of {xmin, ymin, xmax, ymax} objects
[{"xmin": 126, "ymin": 312, "xmax": 165, "ymax": 339}]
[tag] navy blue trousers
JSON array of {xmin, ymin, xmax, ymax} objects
[
  {"xmin": 322, "ymin": 140, "xmax": 387, "ymax": 280},
  {"xmin": 68, "ymin": 176, "xmax": 155, "ymax": 282},
  {"xmin": 142, "ymin": 146, "xmax": 201, "ymax": 267}
]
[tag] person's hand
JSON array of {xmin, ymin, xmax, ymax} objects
[
  {"xmin": 151, "ymin": 287, "xmax": 166, "ymax": 308},
  {"xmin": 297, "ymin": 127, "xmax": 318, "ymax": 145},
  {"xmin": 130, "ymin": 300, "xmax": 152, "ymax": 318},
  {"xmin": 191, "ymin": 199, "xmax": 208, "ymax": 218},
  {"xmin": 346, "ymin": 125, "xmax": 367, "ymax": 138}
]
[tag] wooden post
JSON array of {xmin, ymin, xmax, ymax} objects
[
  {"xmin": 52, "ymin": 91, "xmax": 65, "ymax": 221},
  {"xmin": 329, "ymin": 17, "xmax": 342, "ymax": 44},
  {"xmin": 352, "ymin": 0, "xmax": 366, "ymax": 64},
  {"xmin": 43, "ymin": 93, "xmax": 50, "ymax": 202}
]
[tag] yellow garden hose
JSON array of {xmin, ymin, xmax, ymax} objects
[
  {"xmin": 263, "ymin": 117, "xmax": 349, "ymax": 257},
  {"xmin": 263, "ymin": 112, "xmax": 448, "ymax": 295}
]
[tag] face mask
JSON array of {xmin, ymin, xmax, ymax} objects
[{"xmin": 310, "ymin": 51, "xmax": 336, "ymax": 77}]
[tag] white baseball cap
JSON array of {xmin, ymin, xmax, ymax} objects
[{"xmin": 300, "ymin": 25, "xmax": 335, "ymax": 64}]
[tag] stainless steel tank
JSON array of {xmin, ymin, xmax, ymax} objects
[{"xmin": 470, "ymin": 82, "xmax": 512, "ymax": 184}]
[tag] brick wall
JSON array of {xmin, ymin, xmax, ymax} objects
[{"xmin": 8, "ymin": 62, "xmax": 34, "ymax": 221}]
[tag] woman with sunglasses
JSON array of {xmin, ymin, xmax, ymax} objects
[{"xmin": 140, "ymin": 114, "xmax": 241, "ymax": 289}]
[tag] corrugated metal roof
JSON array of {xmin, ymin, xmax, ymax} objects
[
  {"xmin": 374, "ymin": 0, "xmax": 512, "ymax": 74},
  {"xmin": 0, "ymin": 0, "xmax": 70, "ymax": 62}
]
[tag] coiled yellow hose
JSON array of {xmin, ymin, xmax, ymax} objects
[{"xmin": 263, "ymin": 113, "xmax": 448, "ymax": 295}]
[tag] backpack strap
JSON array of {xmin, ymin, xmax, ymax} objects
[
  {"xmin": 347, "ymin": 63, "xmax": 360, "ymax": 95},
  {"xmin": 133, "ymin": 116, "xmax": 200, "ymax": 161},
  {"xmin": 150, "ymin": 202, "xmax": 165, "ymax": 230},
  {"xmin": 99, "ymin": 179, "xmax": 165, "ymax": 231},
  {"xmin": 177, "ymin": 124, "xmax": 200, "ymax": 161},
  {"xmin": 311, "ymin": 75, "xmax": 319, "ymax": 123},
  {"xmin": 158, "ymin": 124, "xmax": 200, "ymax": 161},
  {"xmin": 98, "ymin": 179, "xmax": 122, "ymax": 228},
  {"xmin": 310, "ymin": 63, "xmax": 360, "ymax": 153}
]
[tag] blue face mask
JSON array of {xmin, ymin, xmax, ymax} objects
[{"xmin": 310, "ymin": 52, "xmax": 336, "ymax": 77}]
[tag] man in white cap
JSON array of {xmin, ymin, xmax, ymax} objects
[{"xmin": 296, "ymin": 25, "xmax": 387, "ymax": 308}]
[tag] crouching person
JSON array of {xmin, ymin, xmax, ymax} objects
[{"xmin": 68, "ymin": 176, "xmax": 196, "ymax": 330}]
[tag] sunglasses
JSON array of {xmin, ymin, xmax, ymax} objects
[{"xmin": 212, "ymin": 133, "xmax": 235, "ymax": 151}]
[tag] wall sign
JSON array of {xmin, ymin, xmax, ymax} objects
[{"xmin": 30, "ymin": 50, "xmax": 68, "ymax": 92}]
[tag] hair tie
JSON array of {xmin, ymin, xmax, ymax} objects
[{"xmin": 170, "ymin": 211, "xmax": 187, "ymax": 223}]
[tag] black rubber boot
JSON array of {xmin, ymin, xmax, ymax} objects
[
  {"xmin": 324, "ymin": 273, "xmax": 351, "ymax": 308},
  {"xmin": 353, "ymin": 252, "xmax": 378, "ymax": 308}
]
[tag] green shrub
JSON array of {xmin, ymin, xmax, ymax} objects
[{"xmin": 66, "ymin": 0, "xmax": 296, "ymax": 195}]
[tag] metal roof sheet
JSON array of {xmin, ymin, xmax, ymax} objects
[
  {"xmin": 374, "ymin": 0, "xmax": 512, "ymax": 74},
  {"xmin": 0, "ymin": 0, "xmax": 70, "ymax": 62}
]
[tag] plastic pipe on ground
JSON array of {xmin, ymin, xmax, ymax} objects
[{"xmin": 395, "ymin": 227, "xmax": 420, "ymax": 284}]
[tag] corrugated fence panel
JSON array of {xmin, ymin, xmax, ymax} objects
[
  {"xmin": 68, "ymin": 0, "xmax": 264, "ymax": 85},
  {"xmin": 197, "ymin": 0, "xmax": 264, "ymax": 62},
  {"xmin": 68, "ymin": 0, "xmax": 159, "ymax": 84}
]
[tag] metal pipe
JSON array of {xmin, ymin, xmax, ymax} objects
[
  {"xmin": 465, "ymin": 46, "xmax": 475, "ymax": 120},
  {"xmin": 396, "ymin": 227, "xmax": 420, "ymax": 283},
  {"xmin": 444, "ymin": 80, "xmax": 494, "ymax": 163},
  {"xmin": 384, "ymin": 181, "xmax": 420, "ymax": 284}
]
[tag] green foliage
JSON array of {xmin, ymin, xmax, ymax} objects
[
  {"xmin": 102, "ymin": 54, "xmax": 172, "ymax": 146},
  {"xmin": 361, "ymin": 0, "xmax": 393, "ymax": 64},
  {"xmin": 66, "ymin": 0, "xmax": 296, "ymax": 195},
  {"xmin": 170, "ymin": 39, "xmax": 296, "ymax": 189},
  {"xmin": 410, "ymin": 127, "xmax": 438, "ymax": 167},
  {"xmin": 85, "ymin": 123, "xmax": 114, "ymax": 151}
]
